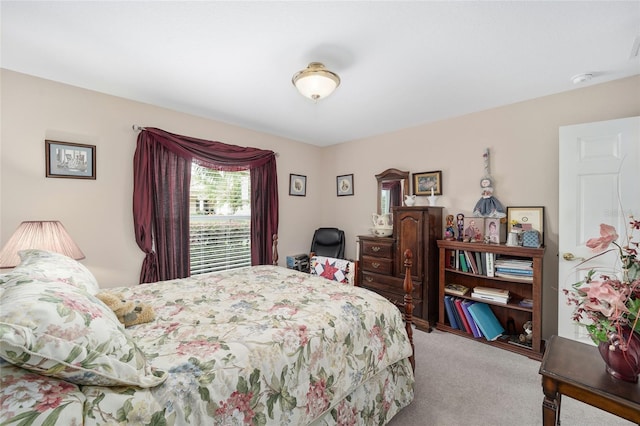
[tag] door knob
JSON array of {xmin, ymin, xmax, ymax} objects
[{"xmin": 562, "ymin": 253, "xmax": 585, "ymax": 261}]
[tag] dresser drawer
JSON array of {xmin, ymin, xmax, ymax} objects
[
  {"xmin": 361, "ymin": 255, "xmax": 393, "ymax": 275},
  {"xmin": 362, "ymin": 239, "xmax": 394, "ymax": 258},
  {"xmin": 360, "ymin": 271, "xmax": 422, "ymax": 300}
]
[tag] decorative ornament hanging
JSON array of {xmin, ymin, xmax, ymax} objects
[{"xmin": 472, "ymin": 148, "xmax": 506, "ymax": 218}]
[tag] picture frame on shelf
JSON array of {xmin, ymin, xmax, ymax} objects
[
  {"xmin": 462, "ymin": 217, "xmax": 484, "ymax": 242},
  {"xmin": 413, "ymin": 170, "xmax": 442, "ymax": 196},
  {"xmin": 484, "ymin": 217, "xmax": 501, "ymax": 244},
  {"xmin": 45, "ymin": 140, "xmax": 96, "ymax": 179},
  {"xmin": 289, "ymin": 174, "xmax": 307, "ymax": 196},
  {"xmin": 337, "ymin": 174, "xmax": 354, "ymax": 196},
  {"xmin": 507, "ymin": 206, "xmax": 544, "ymax": 245}
]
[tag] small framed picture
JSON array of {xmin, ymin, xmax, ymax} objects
[
  {"xmin": 337, "ymin": 174, "xmax": 354, "ymax": 196},
  {"xmin": 484, "ymin": 217, "xmax": 501, "ymax": 244},
  {"xmin": 413, "ymin": 170, "xmax": 442, "ymax": 196},
  {"xmin": 507, "ymin": 206, "xmax": 545, "ymax": 245},
  {"xmin": 463, "ymin": 217, "xmax": 484, "ymax": 242},
  {"xmin": 45, "ymin": 140, "xmax": 96, "ymax": 179},
  {"xmin": 289, "ymin": 174, "xmax": 306, "ymax": 196}
]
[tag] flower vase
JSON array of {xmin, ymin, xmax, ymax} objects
[{"xmin": 597, "ymin": 327, "xmax": 640, "ymax": 383}]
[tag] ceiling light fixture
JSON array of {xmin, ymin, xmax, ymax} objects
[{"xmin": 292, "ymin": 62, "xmax": 340, "ymax": 101}]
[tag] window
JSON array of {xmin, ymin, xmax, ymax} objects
[{"xmin": 189, "ymin": 164, "xmax": 251, "ymax": 275}]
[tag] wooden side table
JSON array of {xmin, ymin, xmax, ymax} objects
[{"xmin": 539, "ymin": 335, "xmax": 640, "ymax": 425}]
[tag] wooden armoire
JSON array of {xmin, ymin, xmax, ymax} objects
[{"xmin": 358, "ymin": 206, "xmax": 443, "ymax": 331}]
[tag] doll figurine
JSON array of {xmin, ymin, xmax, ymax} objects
[
  {"xmin": 445, "ymin": 214, "xmax": 455, "ymax": 240},
  {"xmin": 456, "ymin": 213, "xmax": 464, "ymax": 241},
  {"xmin": 472, "ymin": 148, "xmax": 506, "ymax": 218}
]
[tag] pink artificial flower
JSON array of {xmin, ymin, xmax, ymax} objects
[
  {"xmin": 583, "ymin": 280, "xmax": 629, "ymax": 318},
  {"xmin": 586, "ymin": 224, "xmax": 618, "ymax": 252}
]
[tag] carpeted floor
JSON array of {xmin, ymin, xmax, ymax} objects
[{"xmin": 388, "ymin": 328, "xmax": 635, "ymax": 425}]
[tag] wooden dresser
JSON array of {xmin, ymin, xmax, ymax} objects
[{"xmin": 358, "ymin": 206, "xmax": 443, "ymax": 331}]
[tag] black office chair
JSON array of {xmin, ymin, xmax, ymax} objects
[{"xmin": 310, "ymin": 227, "xmax": 345, "ymax": 259}]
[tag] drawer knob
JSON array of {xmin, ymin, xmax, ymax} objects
[
  {"xmin": 365, "ymin": 276, "xmax": 373, "ymax": 282},
  {"xmin": 372, "ymin": 246, "xmax": 381, "ymax": 252},
  {"xmin": 371, "ymin": 262, "xmax": 380, "ymax": 269}
]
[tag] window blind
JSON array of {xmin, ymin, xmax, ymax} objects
[{"xmin": 190, "ymin": 165, "xmax": 251, "ymax": 275}]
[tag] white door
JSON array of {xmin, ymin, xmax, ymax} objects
[{"xmin": 558, "ymin": 116, "xmax": 640, "ymax": 343}]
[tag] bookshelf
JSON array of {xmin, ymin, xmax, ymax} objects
[{"xmin": 436, "ymin": 240, "xmax": 545, "ymax": 360}]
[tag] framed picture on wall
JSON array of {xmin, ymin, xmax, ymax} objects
[
  {"xmin": 289, "ymin": 174, "xmax": 307, "ymax": 196},
  {"xmin": 337, "ymin": 174, "xmax": 354, "ymax": 196},
  {"xmin": 413, "ymin": 170, "xmax": 442, "ymax": 196},
  {"xmin": 45, "ymin": 140, "xmax": 96, "ymax": 179}
]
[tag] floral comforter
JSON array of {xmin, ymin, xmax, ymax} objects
[{"xmin": 1, "ymin": 266, "xmax": 414, "ymax": 425}]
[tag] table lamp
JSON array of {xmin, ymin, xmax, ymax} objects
[{"xmin": 0, "ymin": 221, "xmax": 84, "ymax": 268}]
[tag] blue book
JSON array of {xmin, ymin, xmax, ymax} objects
[
  {"xmin": 467, "ymin": 302, "xmax": 505, "ymax": 341},
  {"xmin": 495, "ymin": 267, "xmax": 533, "ymax": 275},
  {"xmin": 443, "ymin": 296, "xmax": 459, "ymax": 330},
  {"xmin": 461, "ymin": 300, "xmax": 482, "ymax": 338},
  {"xmin": 450, "ymin": 297, "xmax": 465, "ymax": 331}
]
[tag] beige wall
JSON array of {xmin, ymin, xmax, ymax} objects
[
  {"xmin": 0, "ymin": 70, "xmax": 325, "ymax": 287},
  {"xmin": 2, "ymin": 69, "xmax": 639, "ymax": 338},
  {"xmin": 321, "ymin": 75, "xmax": 640, "ymax": 339}
]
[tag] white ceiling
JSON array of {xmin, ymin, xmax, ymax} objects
[{"xmin": 2, "ymin": 1, "xmax": 639, "ymax": 146}]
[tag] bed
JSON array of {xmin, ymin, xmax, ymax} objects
[{"xmin": 0, "ymin": 248, "xmax": 415, "ymax": 425}]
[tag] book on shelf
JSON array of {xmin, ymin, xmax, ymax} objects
[
  {"xmin": 461, "ymin": 300, "xmax": 483, "ymax": 338},
  {"xmin": 518, "ymin": 298, "xmax": 533, "ymax": 308},
  {"xmin": 474, "ymin": 252, "xmax": 484, "ymax": 275},
  {"xmin": 494, "ymin": 271, "xmax": 533, "ymax": 281},
  {"xmin": 467, "ymin": 302, "xmax": 505, "ymax": 341},
  {"xmin": 471, "ymin": 292, "xmax": 509, "ymax": 304},
  {"xmin": 494, "ymin": 267, "xmax": 533, "ymax": 275},
  {"xmin": 464, "ymin": 251, "xmax": 478, "ymax": 274},
  {"xmin": 473, "ymin": 286, "xmax": 510, "ymax": 297},
  {"xmin": 446, "ymin": 250, "xmax": 456, "ymax": 269},
  {"xmin": 494, "ymin": 258, "xmax": 533, "ymax": 269},
  {"xmin": 450, "ymin": 297, "xmax": 465, "ymax": 330},
  {"xmin": 454, "ymin": 298, "xmax": 473, "ymax": 335},
  {"xmin": 443, "ymin": 295, "xmax": 460, "ymax": 330},
  {"xmin": 459, "ymin": 252, "xmax": 469, "ymax": 272},
  {"xmin": 484, "ymin": 252, "xmax": 495, "ymax": 277},
  {"xmin": 445, "ymin": 283, "xmax": 469, "ymax": 296},
  {"xmin": 506, "ymin": 335, "xmax": 533, "ymax": 349}
]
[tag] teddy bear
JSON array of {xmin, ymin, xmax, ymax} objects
[
  {"xmin": 519, "ymin": 320, "xmax": 533, "ymax": 344},
  {"xmin": 96, "ymin": 291, "xmax": 155, "ymax": 327}
]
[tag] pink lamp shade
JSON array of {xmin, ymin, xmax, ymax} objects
[{"xmin": 0, "ymin": 221, "xmax": 85, "ymax": 268}]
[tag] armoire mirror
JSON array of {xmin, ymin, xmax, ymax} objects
[{"xmin": 376, "ymin": 168, "xmax": 410, "ymax": 214}]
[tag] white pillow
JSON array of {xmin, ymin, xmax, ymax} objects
[
  {"xmin": 0, "ymin": 279, "xmax": 166, "ymax": 388},
  {"xmin": 12, "ymin": 249, "xmax": 100, "ymax": 294}
]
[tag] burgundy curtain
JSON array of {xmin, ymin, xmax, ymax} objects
[{"xmin": 133, "ymin": 127, "xmax": 278, "ymax": 283}]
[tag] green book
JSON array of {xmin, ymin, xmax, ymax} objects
[{"xmin": 459, "ymin": 253, "xmax": 468, "ymax": 272}]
